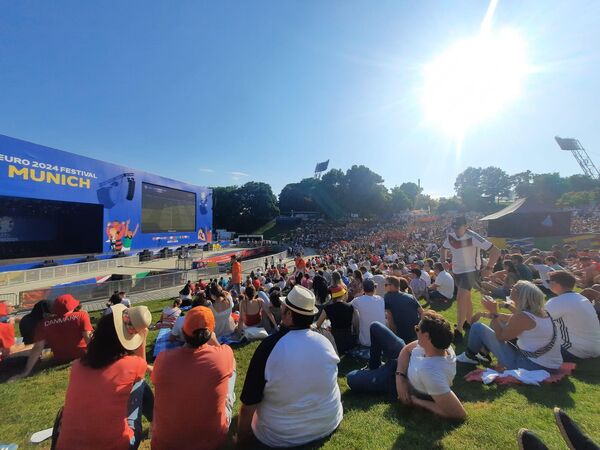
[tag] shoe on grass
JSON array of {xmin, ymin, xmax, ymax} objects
[
  {"xmin": 456, "ymin": 352, "xmax": 479, "ymax": 364},
  {"xmin": 517, "ymin": 428, "xmax": 549, "ymax": 450},
  {"xmin": 554, "ymin": 407, "xmax": 600, "ymax": 450},
  {"xmin": 453, "ymin": 325, "xmax": 463, "ymax": 344}
]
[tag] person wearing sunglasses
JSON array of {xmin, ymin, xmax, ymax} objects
[{"xmin": 347, "ymin": 311, "xmax": 466, "ymax": 420}]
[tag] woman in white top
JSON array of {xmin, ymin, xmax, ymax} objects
[
  {"xmin": 207, "ymin": 282, "xmax": 237, "ymax": 338},
  {"xmin": 457, "ymin": 280, "xmax": 563, "ymax": 371}
]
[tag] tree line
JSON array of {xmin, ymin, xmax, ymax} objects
[{"xmin": 212, "ymin": 165, "xmax": 600, "ymax": 233}]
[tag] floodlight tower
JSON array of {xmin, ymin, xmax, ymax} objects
[{"xmin": 555, "ymin": 136, "xmax": 600, "ymax": 179}]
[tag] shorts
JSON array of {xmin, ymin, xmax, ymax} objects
[
  {"xmin": 454, "ymin": 271, "xmax": 480, "ymax": 291},
  {"xmin": 429, "ymin": 290, "xmax": 451, "ymax": 301}
]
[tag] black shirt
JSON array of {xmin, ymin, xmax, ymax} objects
[{"xmin": 324, "ymin": 302, "xmax": 354, "ymax": 330}]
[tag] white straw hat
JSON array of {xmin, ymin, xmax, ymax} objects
[
  {"xmin": 283, "ymin": 285, "xmax": 319, "ymax": 316},
  {"xmin": 111, "ymin": 304, "xmax": 152, "ymax": 351}
]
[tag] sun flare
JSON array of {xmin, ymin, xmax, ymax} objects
[{"xmin": 422, "ymin": 28, "xmax": 529, "ymax": 138}]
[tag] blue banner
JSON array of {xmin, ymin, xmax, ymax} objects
[{"xmin": 0, "ymin": 134, "xmax": 212, "ymax": 255}]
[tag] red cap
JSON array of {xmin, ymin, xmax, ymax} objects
[
  {"xmin": 0, "ymin": 302, "xmax": 8, "ymax": 317},
  {"xmin": 53, "ymin": 294, "xmax": 80, "ymax": 316},
  {"xmin": 183, "ymin": 306, "xmax": 215, "ymax": 336},
  {"xmin": 252, "ymin": 278, "xmax": 261, "ymax": 290}
]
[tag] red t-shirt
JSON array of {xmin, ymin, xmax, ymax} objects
[
  {"xmin": 232, "ymin": 261, "xmax": 242, "ymax": 284},
  {"xmin": 0, "ymin": 322, "xmax": 15, "ymax": 359},
  {"xmin": 56, "ymin": 356, "xmax": 147, "ymax": 450},
  {"xmin": 34, "ymin": 311, "xmax": 93, "ymax": 362},
  {"xmin": 151, "ymin": 345, "xmax": 235, "ymax": 450}
]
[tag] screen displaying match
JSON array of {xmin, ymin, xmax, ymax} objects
[{"xmin": 141, "ymin": 183, "xmax": 196, "ymax": 233}]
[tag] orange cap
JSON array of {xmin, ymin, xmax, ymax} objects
[{"xmin": 183, "ymin": 306, "xmax": 215, "ymax": 336}]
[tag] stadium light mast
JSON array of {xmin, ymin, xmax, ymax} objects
[{"xmin": 555, "ymin": 136, "xmax": 600, "ymax": 179}]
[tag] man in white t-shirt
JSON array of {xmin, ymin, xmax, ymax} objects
[
  {"xmin": 236, "ymin": 285, "xmax": 343, "ymax": 447},
  {"xmin": 441, "ymin": 217, "xmax": 500, "ymax": 342},
  {"xmin": 428, "ymin": 263, "xmax": 455, "ymax": 302},
  {"xmin": 546, "ymin": 271, "xmax": 600, "ymax": 360},
  {"xmin": 346, "ymin": 311, "xmax": 465, "ymax": 420},
  {"xmin": 350, "ymin": 279, "xmax": 386, "ymax": 346}
]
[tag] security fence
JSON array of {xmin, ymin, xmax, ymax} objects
[{"xmin": 15, "ymin": 249, "xmax": 289, "ymax": 310}]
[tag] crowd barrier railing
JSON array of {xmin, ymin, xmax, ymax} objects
[
  {"xmin": 15, "ymin": 249, "xmax": 290, "ymax": 310},
  {"xmin": 0, "ymin": 255, "xmax": 140, "ymax": 288}
]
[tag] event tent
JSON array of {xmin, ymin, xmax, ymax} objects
[{"xmin": 480, "ymin": 197, "xmax": 571, "ymax": 238}]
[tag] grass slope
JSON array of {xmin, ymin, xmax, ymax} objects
[{"xmin": 1, "ymin": 294, "xmax": 599, "ymax": 449}]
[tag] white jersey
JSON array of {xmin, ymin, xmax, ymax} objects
[{"xmin": 442, "ymin": 229, "xmax": 492, "ymax": 275}]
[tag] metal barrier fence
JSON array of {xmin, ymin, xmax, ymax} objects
[
  {"xmin": 0, "ymin": 255, "xmax": 140, "ymax": 288},
  {"xmin": 0, "ymin": 293, "xmax": 17, "ymax": 307},
  {"xmin": 16, "ymin": 249, "xmax": 289, "ymax": 310}
]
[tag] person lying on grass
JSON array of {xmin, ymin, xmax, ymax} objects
[
  {"xmin": 456, "ymin": 281, "xmax": 563, "ymax": 372},
  {"xmin": 347, "ymin": 311, "xmax": 466, "ymax": 420}
]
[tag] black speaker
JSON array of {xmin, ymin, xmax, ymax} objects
[{"xmin": 126, "ymin": 178, "xmax": 135, "ymax": 201}]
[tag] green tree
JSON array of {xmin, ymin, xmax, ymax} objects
[
  {"xmin": 567, "ymin": 174, "xmax": 599, "ymax": 192},
  {"xmin": 454, "ymin": 167, "xmax": 483, "ymax": 198},
  {"xmin": 437, "ymin": 196, "xmax": 464, "ymax": 214},
  {"xmin": 480, "ymin": 167, "xmax": 511, "ymax": 203},
  {"xmin": 213, "ymin": 186, "xmax": 241, "ymax": 231},
  {"xmin": 414, "ymin": 194, "xmax": 439, "ymax": 212},
  {"xmin": 399, "ymin": 182, "xmax": 422, "ymax": 206},
  {"xmin": 389, "ymin": 187, "xmax": 412, "ymax": 212}
]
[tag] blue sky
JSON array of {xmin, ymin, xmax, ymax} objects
[{"xmin": 1, "ymin": 1, "xmax": 600, "ymax": 198}]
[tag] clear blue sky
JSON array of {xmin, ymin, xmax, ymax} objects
[{"xmin": 1, "ymin": 0, "xmax": 599, "ymax": 198}]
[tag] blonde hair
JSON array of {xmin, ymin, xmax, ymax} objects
[{"xmin": 511, "ymin": 280, "xmax": 546, "ymax": 317}]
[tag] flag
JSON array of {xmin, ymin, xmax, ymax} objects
[{"xmin": 315, "ymin": 160, "xmax": 329, "ymax": 172}]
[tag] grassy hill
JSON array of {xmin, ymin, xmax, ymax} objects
[{"xmin": 1, "ymin": 294, "xmax": 599, "ymax": 449}]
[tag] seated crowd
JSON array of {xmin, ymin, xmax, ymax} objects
[{"xmin": 1, "ymin": 216, "xmax": 600, "ymax": 449}]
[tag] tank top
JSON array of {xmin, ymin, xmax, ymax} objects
[{"xmin": 517, "ymin": 311, "xmax": 562, "ymax": 370}]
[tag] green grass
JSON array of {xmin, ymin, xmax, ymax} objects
[{"xmin": 1, "ymin": 294, "xmax": 599, "ymax": 449}]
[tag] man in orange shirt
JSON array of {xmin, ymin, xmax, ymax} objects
[
  {"xmin": 231, "ymin": 255, "xmax": 242, "ymax": 297},
  {"xmin": 152, "ymin": 306, "xmax": 236, "ymax": 450}
]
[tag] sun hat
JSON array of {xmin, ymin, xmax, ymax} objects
[
  {"xmin": 53, "ymin": 294, "xmax": 80, "ymax": 316},
  {"xmin": 283, "ymin": 285, "xmax": 319, "ymax": 316},
  {"xmin": 330, "ymin": 285, "xmax": 347, "ymax": 300},
  {"xmin": 183, "ymin": 306, "xmax": 215, "ymax": 336},
  {"xmin": 111, "ymin": 304, "xmax": 152, "ymax": 351}
]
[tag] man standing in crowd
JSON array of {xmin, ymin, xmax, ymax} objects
[
  {"xmin": 441, "ymin": 216, "xmax": 500, "ymax": 342},
  {"xmin": 428, "ymin": 262, "xmax": 455, "ymax": 303},
  {"xmin": 12, "ymin": 294, "xmax": 92, "ymax": 380},
  {"xmin": 231, "ymin": 255, "xmax": 242, "ymax": 297},
  {"xmin": 236, "ymin": 285, "xmax": 342, "ymax": 447},
  {"xmin": 546, "ymin": 271, "xmax": 600, "ymax": 360},
  {"xmin": 152, "ymin": 306, "xmax": 236, "ymax": 450}
]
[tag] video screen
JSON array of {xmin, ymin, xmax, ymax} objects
[
  {"xmin": 0, "ymin": 196, "xmax": 103, "ymax": 260},
  {"xmin": 141, "ymin": 183, "xmax": 196, "ymax": 233}
]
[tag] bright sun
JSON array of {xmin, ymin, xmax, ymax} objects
[{"xmin": 422, "ymin": 28, "xmax": 529, "ymax": 138}]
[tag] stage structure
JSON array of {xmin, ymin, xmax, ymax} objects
[
  {"xmin": 314, "ymin": 160, "xmax": 329, "ymax": 179},
  {"xmin": 555, "ymin": 136, "xmax": 600, "ymax": 179},
  {"xmin": 0, "ymin": 135, "xmax": 212, "ymax": 261}
]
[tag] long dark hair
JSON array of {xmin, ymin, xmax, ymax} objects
[{"xmin": 81, "ymin": 314, "xmax": 131, "ymax": 369}]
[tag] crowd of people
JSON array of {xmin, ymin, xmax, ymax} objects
[{"xmin": 1, "ymin": 214, "xmax": 600, "ymax": 449}]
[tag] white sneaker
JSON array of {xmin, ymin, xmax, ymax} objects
[{"xmin": 456, "ymin": 352, "xmax": 479, "ymax": 364}]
